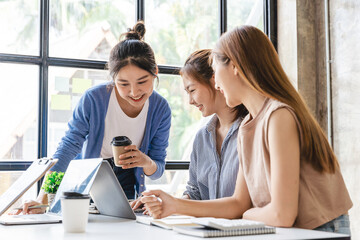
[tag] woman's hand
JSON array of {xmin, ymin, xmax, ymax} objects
[
  {"xmin": 130, "ymin": 198, "xmax": 150, "ymax": 215},
  {"xmin": 140, "ymin": 190, "xmax": 177, "ymax": 219},
  {"xmin": 118, "ymin": 145, "xmax": 157, "ymax": 175},
  {"xmin": 118, "ymin": 145, "xmax": 151, "ymax": 169},
  {"xmin": 130, "ymin": 198, "xmax": 142, "ymax": 209},
  {"xmin": 8, "ymin": 200, "xmax": 46, "ymax": 215}
]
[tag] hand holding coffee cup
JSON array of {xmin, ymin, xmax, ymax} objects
[
  {"xmin": 111, "ymin": 136, "xmax": 154, "ymax": 170},
  {"xmin": 111, "ymin": 136, "xmax": 132, "ymax": 167},
  {"xmin": 117, "ymin": 144, "xmax": 154, "ymax": 170}
]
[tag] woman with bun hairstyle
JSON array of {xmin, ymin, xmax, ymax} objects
[
  {"xmin": 139, "ymin": 26, "xmax": 352, "ymax": 235},
  {"xmin": 14, "ymin": 21, "xmax": 171, "ymax": 214}
]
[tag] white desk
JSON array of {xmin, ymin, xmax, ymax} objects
[{"xmin": 0, "ymin": 214, "xmax": 350, "ymax": 240}]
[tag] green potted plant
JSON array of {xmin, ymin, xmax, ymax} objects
[{"xmin": 42, "ymin": 171, "xmax": 64, "ymax": 205}]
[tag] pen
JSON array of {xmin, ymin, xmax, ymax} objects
[{"xmin": 14, "ymin": 204, "xmax": 49, "ymax": 210}]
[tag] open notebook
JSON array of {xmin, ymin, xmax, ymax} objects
[{"xmin": 136, "ymin": 215, "xmax": 195, "ymax": 230}]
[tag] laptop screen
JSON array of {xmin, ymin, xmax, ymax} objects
[
  {"xmin": 49, "ymin": 158, "xmax": 103, "ymax": 214},
  {"xmin": 49, "ymin": 158, "xmax": 136, "ymax": 220}
]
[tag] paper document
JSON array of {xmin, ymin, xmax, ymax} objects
[{"xmin": 0, "ymin": 158, "xmax": 57, "ymax": 216}]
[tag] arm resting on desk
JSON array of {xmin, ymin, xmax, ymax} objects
[{"xmin": 140, "ymin": 162, "xmax": 252, "ymax": 219}]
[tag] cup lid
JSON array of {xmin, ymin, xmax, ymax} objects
[
  {"xmin": 111, "ymin": 136, "xmax": 132, "ymax": 146},
  {"xmin": 62, "ymin": 191, "xmax": 90, "ymax": 199}
]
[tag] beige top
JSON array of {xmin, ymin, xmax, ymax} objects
[{"xmin": 237, "ymin": 98, "xmax": 352, "ymax": 229}]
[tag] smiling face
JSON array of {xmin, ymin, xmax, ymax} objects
[
  {"xmin": 182, "ymin": 74, "xmax": 216, "ymax": 117},
  {"xmin": 114, "ymin": 64, "xmax": 156, "ymax": 110},
  {"xmin": 212, "ymin": 57, "xmax": 245, "ymax": 108}
]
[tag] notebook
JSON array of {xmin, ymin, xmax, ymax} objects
[
  {"xmin": 191, "ymin": 217, "xmax": 266, "ymax": 230},
  {"xmin": 0, "ymin": 212, "xmax": 62, "ymax": 225},
  {"xmin": 136, "ymin": 215, "xmax": 195, "ymax": 230},
  {"xmin": 173, "ymin": 218, "xmax": 276, "ymax": 238},
  {"xmin": 0, "ymin": 158, "xmax": 146, "ymax": 225}
]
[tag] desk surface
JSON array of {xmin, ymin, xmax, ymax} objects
[{"xmin": 0, "ymin": 214, "xmax": 350, "ymax": 240}]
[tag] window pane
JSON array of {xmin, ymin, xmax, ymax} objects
[
  {"xmin": 157, "ymin": 74, "xmax": 202, "ymax": 162},
  {"xmin": 228, "ymin": 0, "xmax": 264, "ymax": 31},
  {"xmin": 0, "ymin": 0, "xmax": 40, "ymax": 55},
  {"xmin": 0, "ymin": 63, "xmax": 38, "ymax": 160},
  {"xmin": 146, "ymin": 170, "xmax": 189, "ymax": 198},
  {"xmin": 146, "ymin": 0, "xmax": 218, "ymax": 66},
  {"xmin": 48, "ymin": 67, "xmax": 108, "ymax": 155},
  {"xmin": 49, "ymin": 0, "xmax": 135, "ymax": 60}
]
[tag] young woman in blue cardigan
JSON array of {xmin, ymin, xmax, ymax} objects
[{"xmin": 15, "ymin": 21, "xmax": 171, "ymax": 214}]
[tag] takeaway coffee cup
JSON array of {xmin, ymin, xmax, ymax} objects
[
  {"xmin": 61, "ymin": 192, "xmax": 90, "ymax": 233},
  {"xmin": 111, "ymin": 136, "xmax": 132, "ymax": 167}
]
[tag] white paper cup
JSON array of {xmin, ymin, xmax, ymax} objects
[{"xmin": 61, "ymin": 193, "xmax": 90, "ymax": 233}]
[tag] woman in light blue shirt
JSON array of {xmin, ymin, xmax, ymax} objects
[{"xmin": 181, "ymin": 49, "xmax": 248, "ymax": 200}]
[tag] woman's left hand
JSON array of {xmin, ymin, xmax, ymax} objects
[{"xmin": 118, "ymin": 145, "xmax": 152, "ymax": 169}]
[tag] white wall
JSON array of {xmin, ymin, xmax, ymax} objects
[
  {"xmin": 278, "ymin": 0, "xmax": 360, "ymax": 238},
  {"xmin": 330, "ymin": 1, "xmax": 360, "ymax": 238}
]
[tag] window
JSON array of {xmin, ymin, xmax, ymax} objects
[
  {"xmin": 0, "ymin": 0, "xmax": 40, "ymax": 56},
  {"xmin": 0, "ymin": 63, "xmax": 38, "ymax": 160},
  {"xmin": 49, "ymin": 0, "xmax": 134, "ymax": 60},
  {"xmin": 0, "ymin": 0, "xmax": 275, "ymax": 195},
  {"xmin": 145, "ymin": 0, "xmax": 218, "ymax": 66},
  {"xmin": 228, "ymin": 0, "xmax": 263, "ymax": 31},
  {"xmin": 157, "ymin": 74, "xmax": 202, "ymax": 161}
]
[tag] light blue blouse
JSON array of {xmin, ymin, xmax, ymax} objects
[{"xmin": 184, "ymin": 115, "xmax": 240, "ymax": 200}]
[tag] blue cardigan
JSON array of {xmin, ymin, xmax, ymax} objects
[{"xmin": 51, "ymin": 82, "xmax": 172, "ymax": 194}]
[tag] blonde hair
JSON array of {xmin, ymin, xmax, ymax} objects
[{"xmin": 213, "ymin": 25, "xmax": 338, "ymax": 173}]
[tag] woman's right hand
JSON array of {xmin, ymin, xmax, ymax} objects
[
  {"xmin": 8, "ymin": 200, "xmax": 46, "ymax": 215},
  {"xmin": 140, "ymin": 190, "xmax": 177, "ymax": 219},
  {"xmin": 131, "ymin": 198, "xmax": 151, "ymax": 215}
]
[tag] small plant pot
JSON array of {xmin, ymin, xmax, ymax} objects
[{"xmin": 47, "ymin": 193, "xmax": 56, "ymax": 206}]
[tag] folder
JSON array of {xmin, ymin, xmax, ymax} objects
[{"xmin": 0, "ymin": 158, "xmax": 57, "ymax": 216}]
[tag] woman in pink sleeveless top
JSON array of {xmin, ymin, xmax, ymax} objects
[{"xmin": 139, "ymin": 25, "xmax": 352, "ymax": 235}]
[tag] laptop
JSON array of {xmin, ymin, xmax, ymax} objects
[{"xmin": 0, "ymin": 158, "xmax": 143, "ymax": 225}]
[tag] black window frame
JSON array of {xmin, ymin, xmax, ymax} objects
[{"xmin": 0, "ymin": 0, "xmax": 277, "ymax": 174}]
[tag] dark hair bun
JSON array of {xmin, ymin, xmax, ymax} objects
[{"xmin": 124, "ymin": 21, "xmax": 146, "ymax": 41}]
